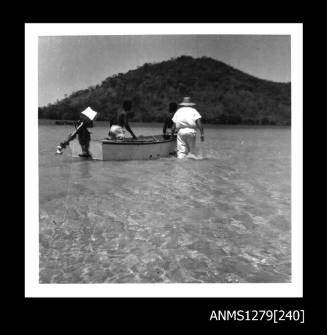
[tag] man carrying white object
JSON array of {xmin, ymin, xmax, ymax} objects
[
  {"xmin": 171, "ymin": 97, "xmax": 204, "ymax": 159},
  {"xmin": 56, "ymin": 107, "xmax": 97, "ymax": 157}
]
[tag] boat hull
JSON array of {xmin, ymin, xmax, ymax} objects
[{"xmin": 70, "ymin": 135, "xmax": 176, "ymax": 161}]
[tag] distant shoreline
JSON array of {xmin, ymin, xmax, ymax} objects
[{"xmin": 38, "ymin": 119, "xmax": 291, "ymax": 129}]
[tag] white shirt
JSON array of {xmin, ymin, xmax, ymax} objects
[{"xmin": 172, "ymin": 107, "xmax": 202, "ymax": 129}]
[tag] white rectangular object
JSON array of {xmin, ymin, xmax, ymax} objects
[{"xmin": 81, "ymin": 107, "xmax": 97, "ymax": 121}]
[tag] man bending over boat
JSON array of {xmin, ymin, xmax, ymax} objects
[
  {"xmin": 108, "ymin": 100, "xmax": 137, "ymax": 140},
  {"xmin": 163, "ymin": 102, "xmax": 177, "ymax": 139},
  {"xmin": 171, "ymin": 97, "xmax": 204, "ymax": 159}
]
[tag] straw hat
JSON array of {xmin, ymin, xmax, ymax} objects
[{"xmin": 179, "ymin": 97, "xmax": 196, "ymax": 106}]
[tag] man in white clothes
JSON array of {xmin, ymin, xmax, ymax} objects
[{"xmin": 171, "ymin": 97, "xmax": 204, "ymax": 159}]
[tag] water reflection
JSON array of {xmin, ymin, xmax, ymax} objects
[
  {"xmin": 76, "ymin": 160, "xmax": 92, "ymax": 179},
  {"xmin": 39, "ymin": 125, "xmax": 291, "ymax": 283},
  {"xmin": 170, "ymin": 161, "xmax": 194, "ymax": 195}
]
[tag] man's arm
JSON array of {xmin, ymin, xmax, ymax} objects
[
  {"xmin": 163, "ymin": 118, "xmax": 168, "ymax": 135},
  {"xmin": 125, "ymin": 117, "xmax": 137, "ymax": 139},
  {"xmin": 195, "ymin": 118, "xmax": 204, "ymax": 142}
]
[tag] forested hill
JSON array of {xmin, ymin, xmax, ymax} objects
[{"xmin": 38, "ymin": 55, "xmax": 291, "ymax": 125}]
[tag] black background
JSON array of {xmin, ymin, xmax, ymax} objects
[{"xmin": 20, "ymin": 8, "xmax": 311, "ymax": 331}]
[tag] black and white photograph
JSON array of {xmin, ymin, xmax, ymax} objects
[{"xmin": 25, "ymin": 23, "xmax": 302, "ymax": 297}]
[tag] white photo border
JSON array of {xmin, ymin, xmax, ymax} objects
[{"xmin": 25, "ymin": 23, "xmax": 303, "ymax": 297}]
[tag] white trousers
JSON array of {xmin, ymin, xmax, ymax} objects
[{"xmin": 177, "ymin": 128, "xmax": 197, "ymax": 158}]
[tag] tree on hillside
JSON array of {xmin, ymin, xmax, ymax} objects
[{"xmin": 38, "ymin": 56, "xmax": 291, "ymax": 125}]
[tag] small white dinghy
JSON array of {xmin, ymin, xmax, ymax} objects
[{"xmin": 70, "ymin": 135, "xmax": 177, "ymax": 161}]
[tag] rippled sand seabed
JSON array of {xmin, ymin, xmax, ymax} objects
[{"xmin": 39, "ymin": 125, "xmax": 291, "ymax": 283}]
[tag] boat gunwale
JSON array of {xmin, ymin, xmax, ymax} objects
[{"xmin": 100, "ymin": 137, "xmax": 176, "ymax": 146}]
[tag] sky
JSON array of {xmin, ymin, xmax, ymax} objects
[{"xmin": 38, "ymin": 35, "xmax": 291, "ymax": 107}]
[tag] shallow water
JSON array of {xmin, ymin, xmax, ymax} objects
[{"xmin": 39, "ymin": 123, "xmax": 291, "ymax": 283}]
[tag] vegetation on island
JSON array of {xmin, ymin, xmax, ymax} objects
[{"xmin": 38, "ymin": 55, "xmax": 291, "ymax": 125}]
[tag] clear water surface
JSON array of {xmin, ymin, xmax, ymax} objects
[{"xmin": 39, "ymin": 123, "xmax": 291, "ymax": 283}]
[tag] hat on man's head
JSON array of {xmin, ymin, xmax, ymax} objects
[{"xmin": 179, "ymin": 97, "xmax": 196, "ymax": 106}]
